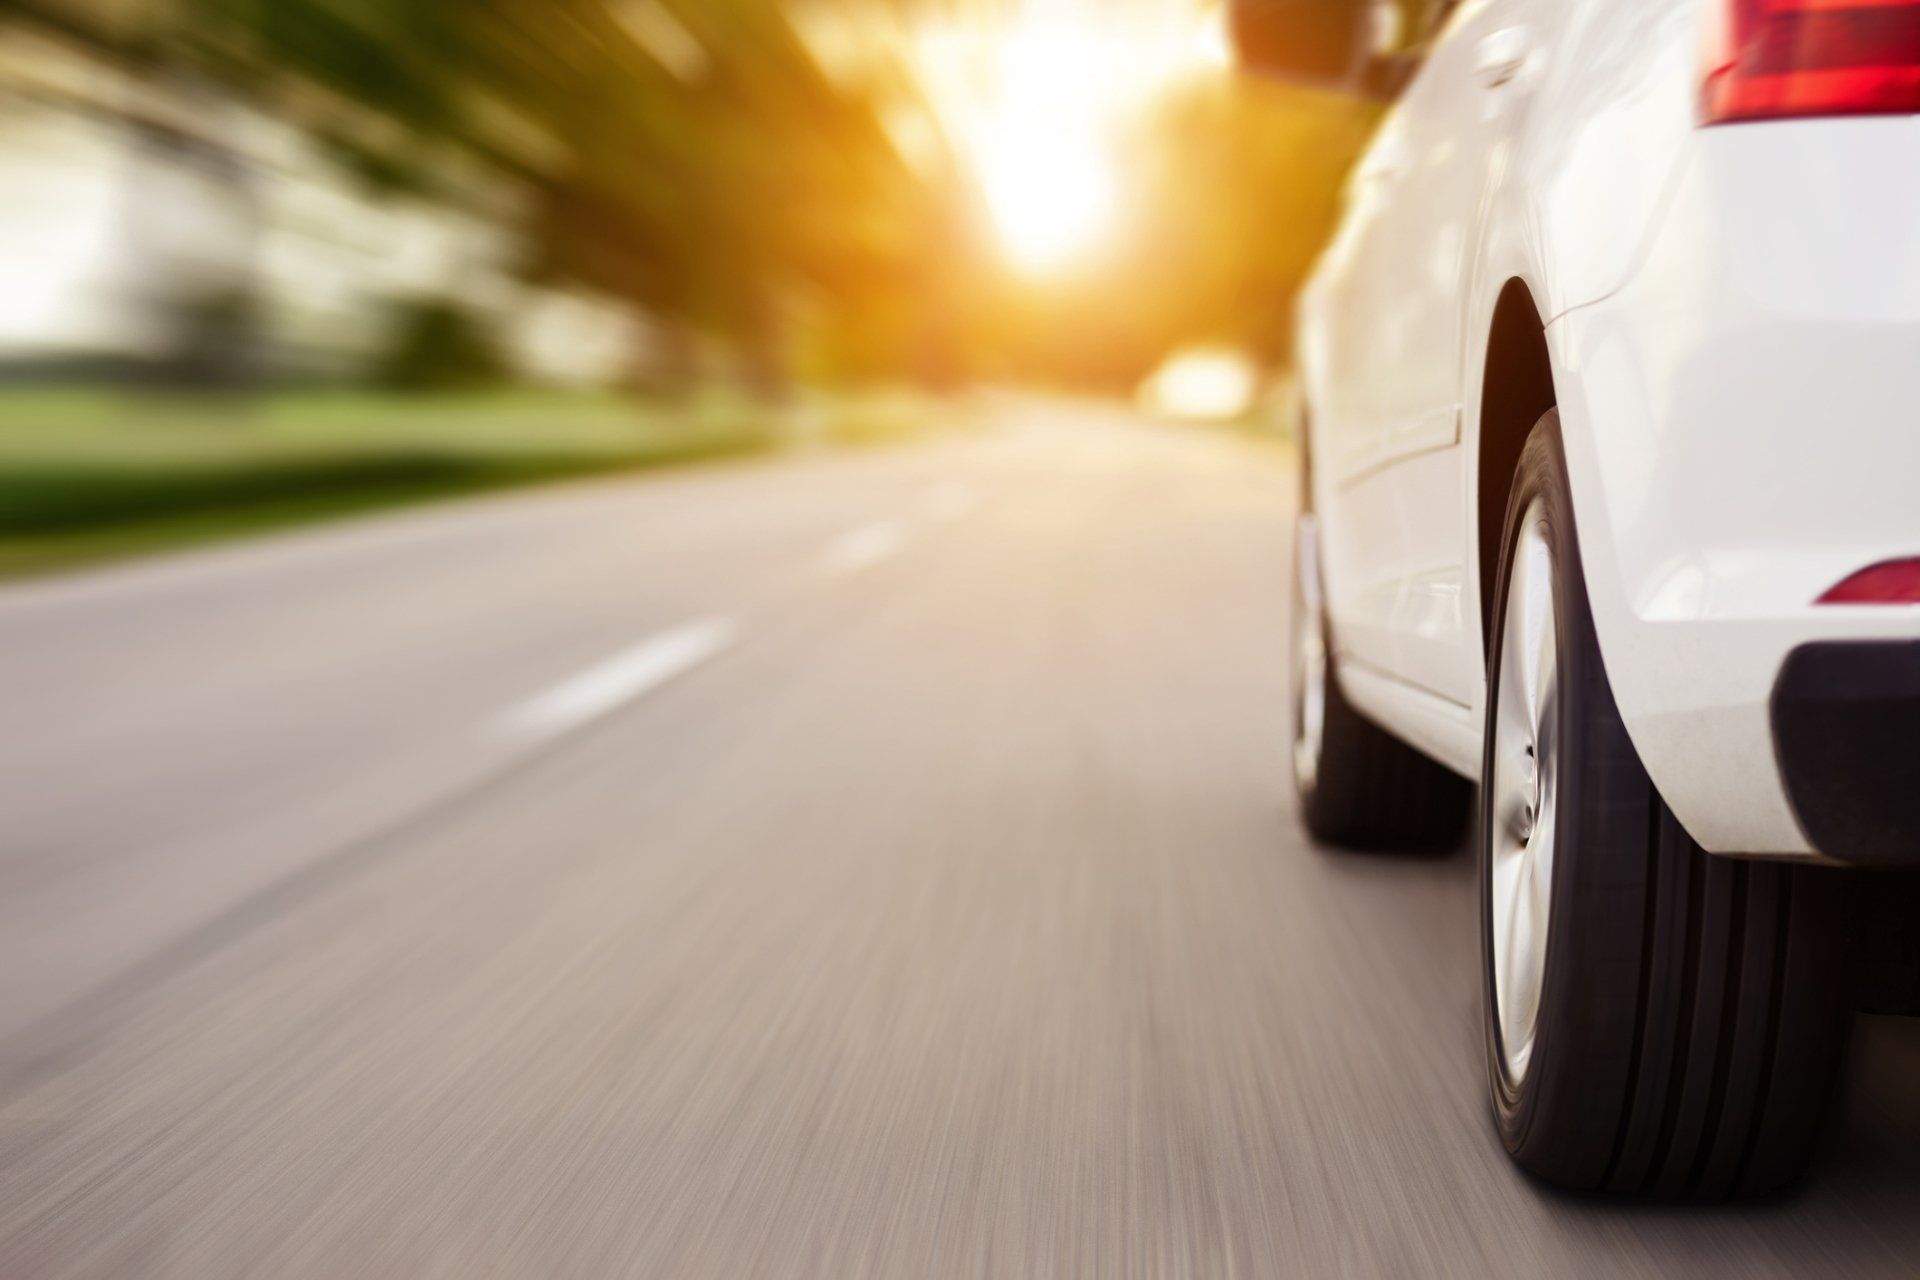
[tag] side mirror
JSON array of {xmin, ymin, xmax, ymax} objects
[{"xmin": 1228, "ymin": 0, "xmax": 1417, "ymax": 100}]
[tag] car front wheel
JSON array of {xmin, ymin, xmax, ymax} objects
[{"xmin": 1290, "ymin": 508, "xmax": 1470, "ymax": 850}]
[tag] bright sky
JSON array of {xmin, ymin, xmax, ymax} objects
[{"xmin": 909, "ymin": 0, "xmax": 1230, "ymax": 273}]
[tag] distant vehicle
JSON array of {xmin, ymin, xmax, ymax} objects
[{"xmin": 1234, "ymin": 0, "xmax": 1920, "ymax": 1197}]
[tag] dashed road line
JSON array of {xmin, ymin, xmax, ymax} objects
[
  {"xmin": 818, "ymin": 521, "xmax": 908, "ymax": 575},
  {"xmin": 501, "ymin": 617, "xmax": 738, "ymax": 739}
]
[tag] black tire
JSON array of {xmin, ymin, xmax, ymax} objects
[
  {"xmin": 1482, "ymin": 411, "xmax": 1850, "ymax": 1198},
  {"xmin": 1289, "ymin": 457, "xmax": 1471, "ymax": 850}
]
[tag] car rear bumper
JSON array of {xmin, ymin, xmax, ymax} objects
[{"xmin": 1548, "ymin": 118, "xmax": 1920, "ymax": 862}]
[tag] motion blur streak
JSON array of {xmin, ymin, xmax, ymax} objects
[
  {"xmin": 5, "ymin": 411, "xmax": 1920, "ymax": 1277},
  {"xmin": 0, "ymin": 0, "xmax": 1367, "ymax": 399}
]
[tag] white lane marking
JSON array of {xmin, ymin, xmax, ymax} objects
[
  {"xmin": 819, "ymin": 521, "xmax": 907, "ymax": 575},
  {"xmin": 923, "ymin": 481, "xmax": 979, "ymax": 523},
  {"xmin": 502, "ymin": 618, "xmax": 737, "ymax": 738}
]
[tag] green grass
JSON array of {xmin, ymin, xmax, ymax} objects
[{"xmin": 0, "ymin": 387, "xmax": 953, "ymax": 578}]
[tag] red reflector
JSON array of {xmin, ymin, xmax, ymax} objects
[
  {"xmin": 1818, "ymin": 558, "xmax": 1920, "ymax": 603},
  {"xmin": 1703, "ymin": 0, "xmax": 1920, "ymax": 122}
]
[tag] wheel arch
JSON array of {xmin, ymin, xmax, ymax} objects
[{"xmin": 1476, "ymin": 278, "xmax": 1558, "ymax": 657}]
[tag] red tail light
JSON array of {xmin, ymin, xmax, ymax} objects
[
  {"xmin": 1703, "ymin": 0, "xmax": 1920, "ymax": 123},
  {"xmin": 1817, "ymin": 558, "xmax": 1920, "ymax": 603}
]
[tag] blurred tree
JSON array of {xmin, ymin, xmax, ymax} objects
[
  {"xmin": 162, "ymin": 0, "xmax": 932, "ymax": 390},
  {"xmin": 373, "ymin": 297, "xmax": 507, "ymax": 390},
  {"xmin": 1, "ymin": 0, "xmax": 1373, "ymax": 394}
]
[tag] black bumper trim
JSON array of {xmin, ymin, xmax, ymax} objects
[{"xmin": 1771, "ymin": 640, "xmax": 1920, "ymax": 866}]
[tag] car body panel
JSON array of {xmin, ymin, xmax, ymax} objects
[{"xmin": 1550, "ymin": 117, "xmax": 1920, "ymax": 856}]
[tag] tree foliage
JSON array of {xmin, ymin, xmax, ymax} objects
[{"xmin": 5, "ymin": 0, "xmax": 1371, "ymax": 389}]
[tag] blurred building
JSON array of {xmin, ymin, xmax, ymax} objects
[{"xmin": 0, "ymin": 21, "xmax": 650, "ymax": 387}]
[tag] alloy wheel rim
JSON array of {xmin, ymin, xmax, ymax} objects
[
  {"xmin": 1293, "ymin": 521, "xmax": 1327, "ymax": 794},
  {"xmin": 1489, "ymin": 503, "xmax": 1560, "ymax": 1089}
]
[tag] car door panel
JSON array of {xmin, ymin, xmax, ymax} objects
[{"xmin": 1333, "ymin": 0, "xmax": 1568, "ymax": 705}]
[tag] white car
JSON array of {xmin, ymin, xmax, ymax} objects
[{"xmin": 1233, "ymin": 0, "xmax": 1920, "ymax": 1196}]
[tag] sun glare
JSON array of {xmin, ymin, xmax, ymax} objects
[
  {"xmin": 974, "ymin": 122, "xmax": 1116, "ymax": 272},
  {"xmin": 912, "ymin": 2, "xmax": 1224, "ymax": 274}
]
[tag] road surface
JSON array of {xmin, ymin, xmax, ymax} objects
[{"xmin": 2, "ymin": 408, "xmax": 1918, "ymax": 1277}]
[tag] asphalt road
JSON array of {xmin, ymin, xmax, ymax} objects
[{"xmin": 3, "ymin": 408, "xmax": 1919, "ymax": 1278}]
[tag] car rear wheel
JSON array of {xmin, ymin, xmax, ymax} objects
[
  {"xmin": 1483, "ymin": 411, "xmax": 1850, "ymax": 1198},
  {"xmin": 1289, "ymin": 508, "xmax": 1470, "ymax": 850}
]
